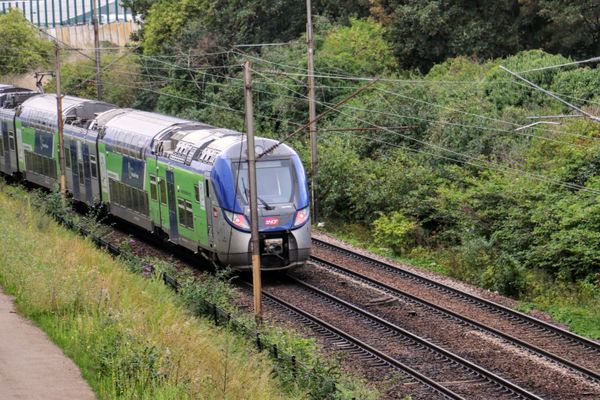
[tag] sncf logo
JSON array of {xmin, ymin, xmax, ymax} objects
[{"xmin": 264, "ymin": 217, "xmax": 279, "ymax": 226}]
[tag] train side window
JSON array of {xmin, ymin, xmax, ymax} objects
[
  {"xmin": 178, "ymin": 199, "xmax": 186, "ymax": 226},
  {"xmin": 65, "ymin": 148, "xmax": 71, "ymax": 168},
  {"xmin": 150, "ymin": 175, "xmax": 158, "ymax": 201},
  {"xmin": 8, "ymin": 133, "xmax": 15, "ymax": 150},
  {"xmin": 177, "ymin": 199, "xmax": 194, "ymax": 229},
  {"xmin": 90, "ymin": 155, "xmax": 97, "ymax": 178},
  {"xmin": 186, "ymin": 200, "xmax": 194, "ymax": 229},
  {"xmin": 159, "ymin": 178, "xmax": 167, "ymax": 204},
  {"xmin": 194, "ymin": 184, "xmax": 200, "ymax": 202}
]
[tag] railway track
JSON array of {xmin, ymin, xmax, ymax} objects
[
  {"xmin": 47, "ymin": 202, "xmax": 600, "ymax": 399},
  {"xmin": 239, "ymin": 281, "xmax": 458, "ymax": 400},
  {"xmin": 241, "ymin": 278, "xmax": 542, "ymax": 400},
  {"xmin": 310, "ymin": 238, "xmax": 600, "ymax": 385}
]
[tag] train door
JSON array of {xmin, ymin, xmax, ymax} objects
[
  {"xmin": 154, "ymin": 161, "xmax": 170, "ymax": 235},
  {"xmin": 0, "ymin": 121, "xmax": 8, "ymax": 173},
  {"xmin": 69, "ymin": 140, "xmax": 80, "ymax": 200},
  {"xmin": 147, "ymin": 157, "xmax": 162, "ymax": 230},
  {"xmin": 82, "ymin": 143, "xmax": 93, "ymax": 204},
  {"xmin": 204, "ymin": 173, "xmax": 216, "ymax": 249},
  {"xmin": 165, "ymin": 169, "xmax": 179, "ymax": 241},
  {"xmin": 76, "ymin": 141, "xmax": 86, "ymax": 201}
]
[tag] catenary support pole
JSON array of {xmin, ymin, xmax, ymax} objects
[
  {"xmin": 306, "ymin": 0, "xmax": 318, "ymax": 224},
  {"xmin": 92, "ymin": 0, "xmax": 102, "ymax": 100},
  {"xmin": 54, "ymin": 42, "xmax": 67, "ymax": 202},
  {"xmin": 244, "ymin": 60, "xmax": 263, "ymax": 324}
]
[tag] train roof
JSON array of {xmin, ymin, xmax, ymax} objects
[
  {"xmin": 0, "ymin": 84, "xmax": 31, "ymax": 95},
  {"xmin": 98, "ymin": 109, "xmax": 212, "ymax": 159},
  {"xmin": 19, "ymin": 94, "xmax": 114, "ymax": 125}
]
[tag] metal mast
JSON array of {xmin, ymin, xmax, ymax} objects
[
  {"xmin": 54, "ymin": 42, "xmax": 67, "ymax": 202},
  {"xmin": 92, "ymin": 0, "xmax": 102, "ymax": 100},
  {"xmin": 244, "ymin": 60, "xmax": 263, "ymax": 323},
  {"xmin": 306, "ymin": 0, "xmax": 318, "ymax": 223}
]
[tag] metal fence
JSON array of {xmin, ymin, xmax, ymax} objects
[{"xmin": 0, "ymin": 0, "xmax": 133, "ymax": 27}]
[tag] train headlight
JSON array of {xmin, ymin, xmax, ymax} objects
[
  {"xmin": 224, "ymin": 210, "xmax": 250, "ymax": 230},
  {"xmin": 293, "ymin": 207, "xmax": 310, "ymax": 227}
]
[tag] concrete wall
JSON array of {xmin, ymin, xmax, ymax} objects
[{"xmin": 45, "ymin": 20, "xmax": 139, "ymax": 48}]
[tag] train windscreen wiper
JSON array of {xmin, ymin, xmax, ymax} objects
[{"xmin": 242, "ymin": 180, "xmax": 274, "ymax": 210}]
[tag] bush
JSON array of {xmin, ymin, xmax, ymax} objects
[
  {"xmin": 372, "ymin": 211, "xmax": 419, "ymax": 255},
  {"xmin": 485, "ymin": 50, "xmax": 570, "ymax": 111},
  {"xmin": 481, "ymin": 254, "xmax": 530, "ymax": 297}
]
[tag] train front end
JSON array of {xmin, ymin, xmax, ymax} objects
[{"xmin": 210, "ymin": 139, "xmax": 311, "ymax": 271}]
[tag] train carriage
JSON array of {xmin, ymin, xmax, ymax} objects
[
  {"xmin": 15, "ymin": 94, "xmax": 114, "ymax": 193},
  {"xmin": 0, "ymin": 90, "xmax": 311, "ymax": 271},
  {"xmin": 0, "ymin": 85, "xmax": 36, "ymax": 176}
]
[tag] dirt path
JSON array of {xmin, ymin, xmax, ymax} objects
[{"xmin": 0, "ymin": 287, "xmax": 96, "ymax": 400}]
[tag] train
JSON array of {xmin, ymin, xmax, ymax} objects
[{"xmin": 0, "ymin": 84, "xmax": 311, "ymax": 271}]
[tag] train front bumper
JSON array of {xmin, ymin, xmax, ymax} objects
[{"xmin": 217, "ymin": 222, "xmax": 311, "ymax": 271}]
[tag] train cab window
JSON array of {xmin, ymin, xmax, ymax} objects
[
  {"xmin": 150, "ymin": 175, "xmax": 158, "ymax": 201},
  {"xmin": 90, "ymin": 155, "xmax": 97, "ymax": 178},
  {"xmin": 64, "ymin": 148, "xmax": 71, "ymax": 168},
  {"xmin": 159, "ymin": 178, "xmax": 167, "ymax": 204},
  {"xmin": 178, "ymin": 198, "xmax": 194, "ymax": 229}
]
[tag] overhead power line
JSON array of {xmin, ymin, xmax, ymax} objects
[{"xmin": 517, "ymin": 56, "xmax": 600, "ymax": 73}]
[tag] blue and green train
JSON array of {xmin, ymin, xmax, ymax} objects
[{"xmin": 0, "ymin": 85, "xmax": 311, "ymax": 270}]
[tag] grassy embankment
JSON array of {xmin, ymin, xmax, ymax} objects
[
  {"xmin": 321, "ymin": 222, "xmax": 600, "ymax": 339},
  {"xmin": 0, "ymin": 182, "xmax": 303, "ymax": 399}
]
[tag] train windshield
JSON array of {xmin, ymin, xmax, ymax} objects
[{"xmin": 234, "ymin": 159, "xmax": 295, "ymax": 206}]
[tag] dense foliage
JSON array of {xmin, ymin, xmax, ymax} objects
[
  {"xmin": 45, "ymin": 51, "xmax": 143, "ymax": 107},
  {"xmin": 116, "ymin": 6, "xmax": 600, "ymax": 310},
  {"xmin": 0, "ymin": 10, "xmax": 52, "ymax": 75},
  {"xmin": 2, "ymin": 0, "xmax": 599, "ymax": 335}
]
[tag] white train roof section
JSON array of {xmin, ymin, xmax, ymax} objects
[
  {"xmin": 19, "ymin": 94, "xmax": 113, "ymax": 124},
  {"xmin": 99, "ymin": 109, "xmax": 212, "ymax": 159}
]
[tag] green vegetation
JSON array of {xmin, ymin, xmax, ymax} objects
[
  {"xmin": 3, "ymin": 0, "xmax": 599, "ymax": 347},
  {"xmin": 108, "ymin": 5, "xmax": 600, "ymax": 339},
  {"xmin": 0, "ymin": 10, "xmax": 52, "ymax": 75},
  {"xmin": 0, "ymin": 182, "xmax": 377, "ymax": 399},
  {"xmin": 45, "ymin": 51, "xmax": 143, "ymax": 107},
  {"xmin": 0, "ymin": 182, "xmax": 299, "ymax": 399}
]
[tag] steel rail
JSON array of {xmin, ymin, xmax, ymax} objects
[
  {"xmin": 237, "ymin": 281, "xmax": 465, "ymax": 400},
  {"xmin": 312, "ymin": 238, "xmax": 600, "ymax": 352},
  {"xmin": 311, "ymin": 239, "xmax": 600, "ymax": 383},
  {"xmin": 285, "ymin": 275, "xmax": 543, "ymax": 400}
]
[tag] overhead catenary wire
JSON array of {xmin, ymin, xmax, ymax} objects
[
  {"xmin": 251, "ymin": 66, "xmax": 600, "ymax": 195},
  {"xmin": 251, "ymin": 67, "xmax": 592, "ymax": 149},
  {"xmin": 5, "ymin": 45, "xmax": 600, "ymax": 193},
  {"xmin": 108, "ymin": 81, "xmax": 303, "ymax": 128},
  {"xmin": 342, "ymin": 130, "xmax": 600, "ymax": 195},
  {"xmin": 517, "ymin": 56, "xmax": 600, "ymax": 74}
]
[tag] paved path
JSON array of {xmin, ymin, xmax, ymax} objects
[{"xmin": 0, "ymin": 287, "xmax": 96, "ymax": 400}]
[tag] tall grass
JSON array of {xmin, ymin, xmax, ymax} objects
[{"xmin": 0, "ymin": 182, "xmax": 299, "ymax": 399}]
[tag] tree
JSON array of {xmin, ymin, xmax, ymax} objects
[
  {"xmin": 44, "ymin": 51, "xmax": 143, "ymax": 108},
  {"xmin": 531, "ymin": 0, "xmax": 600, "ymax": 60},
  {"xmin": 0, "ymin": 10, "xmax": 52, "ymax": 76},
  {"xmin": 318, "ymin": 18, "xmax": 397, "ymax": 76},
  {"xmin": 381, "ymin": 0, "xmax": 520, "ymax": 72}
]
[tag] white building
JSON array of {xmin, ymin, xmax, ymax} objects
[{"xmin": 0, "ymin": 0, "xmax": 133, "ymax": 27}]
